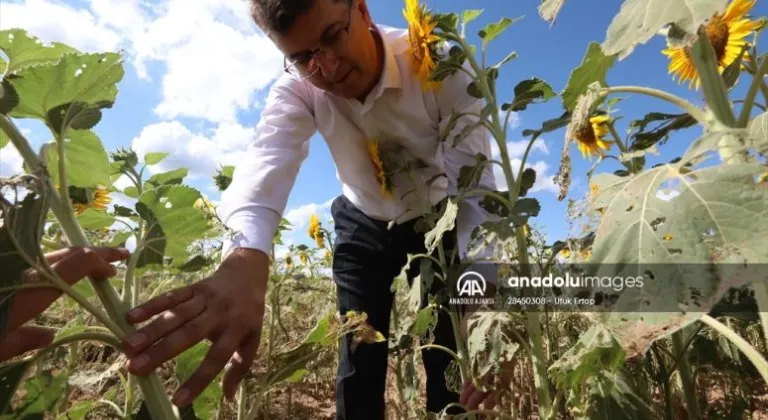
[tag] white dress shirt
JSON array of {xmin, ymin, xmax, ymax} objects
[{"xmin": 218, "ymin": 23, "xmax": 497, "ymax": 266}]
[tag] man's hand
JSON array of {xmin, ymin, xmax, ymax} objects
[
  {"xmin": 122, "ymin": 248, "xmax": 269, "ymax": 407},
  {"xmin": 0, "ymin": 247, "xmax": 130, "ymax": 362}
]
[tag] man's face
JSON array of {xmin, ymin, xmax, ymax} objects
[{"xmin": 270, "ymin": 0, "xmax": 379, "ymax": 99}]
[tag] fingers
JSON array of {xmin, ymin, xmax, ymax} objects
[
  {"xmin": 126, "ymin": 310, "xmax": 215, "ymax": 376},
  {"xmin": 126, "ymin": 286, "xmax": 195, "ymax": 324},
  {"xmin": 222, "ymin": 333, "xmax": 260, "ymax": 400},
  {"xmin": 173, "ymin": 329, "xmax": 246, "ymax": 406},
  {"xmin": 123, "ymin": 293, "xmax": 206, "ymax": 355},
  {"xmin": 465, "ymin": 387, "xmax": 488, "ymax": 411},
  {"xmin": 0, "ymin": 326, "xmax": 55, "ymax": 362},
  {"xmin": 460, "ymin": 379, "xmax": 473, "ymax": 406},
  {"xmin": 43, "ymin": 246, "xmax": 130, "ymax": 267},
  {"xmin": 482, "ymin": 391, "xmax": 497, "ymax": 410},
  {"xmin": 8, "ymin": 248, "xmax": 127, "ymax": 329}
]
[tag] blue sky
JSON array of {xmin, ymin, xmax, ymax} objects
[{"xmin": 1, "ymin": 0, "xmax": 766, "ymax": 255}]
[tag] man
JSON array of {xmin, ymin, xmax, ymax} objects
[
  {"xmin": 0, "ymin": 247, "xmax": 131, "ymax": 362},
  {"xmin": 121, "ymin": 0, "xmax": 499, "ymax": 417}
]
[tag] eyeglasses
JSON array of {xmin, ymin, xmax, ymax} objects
[{"xmin": 283, "ymin": 6, "xmax": 353, "ymax": 80}]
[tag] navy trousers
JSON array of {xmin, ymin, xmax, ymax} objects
[{"xmin": 330, "ymin": 194, "xmax": 465, "ymax": 420}]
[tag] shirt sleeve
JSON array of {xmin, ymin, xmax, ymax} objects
[
  {"xmin": 217, "ymin": 75, "xmax": 317, "ymax": 259},
  {"xmin": 435, "ymin": 61, "xmax": 501, "ymax": 283}
]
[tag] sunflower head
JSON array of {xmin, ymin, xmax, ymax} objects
[
  {"xmin": 403, "ymin": 0, "xmax": 441, "ymax": 91},
  {"xmin": 70, "ymin": 185, "xmax": 112, "ymax": 216},
  {"xmin": 572, "ymin": 114, "xmax": 613, "ymax": 160},
  {"xmin": 663, "ymin": 0, "xmax": 761, "ymax": 90},
  {"xmin": 367, "ymin": 140, "xmax": 393, "ymax": 199}
]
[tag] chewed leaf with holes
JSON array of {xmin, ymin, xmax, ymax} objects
[
  {"xmin": 467, "ymin": 312, "xmax": 520, "ymax": 381},
  {"xmin": 585, "ymin": 131, "xmax": 768, "ymax": 357},
  {"xmin": 0, "ymin": 28, "xmax": 78, "ymax": 75},
  {"xmin": 2, "ymin": 50, "xmax": 123, "ymax": 134},
  {"xmin": 135, "ymin": 185, "xmax": 209, "ymax": 266}
]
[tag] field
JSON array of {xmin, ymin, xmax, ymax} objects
[{"xmin": 2, "ymin": 0, "xmax": 768, "ymax": 419}]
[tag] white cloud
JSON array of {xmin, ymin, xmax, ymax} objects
[
  {"xmin": 283, "ymin": 198, "xmax": 335, "ymax": 232},
  {"xmin": 131, "ymin": 120, "xmax": 255, "ymax": 180},
  {"xmin": 490, "ymin": 139, "xmax": 557, "ymax": 195},
  {"xmin": 498, "ymin": 108, "xmax": 520, "ymax": 131},
  {"xmin": 0, "ymin": 146, "xmax": 24, "ymax": 177},
  {"xmin": 1, "ymin": 0, "xmax": 125, "ymax": 53}
]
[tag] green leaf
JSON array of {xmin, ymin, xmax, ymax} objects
[
  {"xmin": 304, "ymin": 313, "xmax": 334, "ymax": 346},
  {"xmin": 538, "ymin": 0, "xmax": 566, "ymax": 24},
  {"xmin": 178, "ymin": 255, "xmax": 211, "ymax": 273},
  {"xmin": 410, "ymin": 306, "xmax": 437, "ymax": 337},
  {"xmin": 0, "ymin": 361, "xmax": 31, "ymax": 413},
  {"xmin": 628, "ymin": 112, "xmax": 697, "ymax": 151},
  {"xmin": 106, "ymin": 231, "xmax": 133, "ymax": 248},
  {"xmin": 146, "ymin": 168, "xmax": 188, "ymax": 188},
  {"xmin": 45, "ymin": 129, "xmax": 111, "ymax": 188},
  {"xmin": 510, "ymin": 197, "xmax": 540, "ymax": 225},
  {"xmin": 424, "ymin": 198, "xmax": 459, "ymax": 254},
  {"xmin": 466, "ymin": 82, "xmax": 482, "ymax": 99},
  {"xmin": 76, "ymin": 208, "xmax": 114, "ymax": 230},
  {"xmin": 15, "ymin": 369, "xmax": 69, "ymax": 417},
  {"xmin": 548, "ymin": 325, "xmax": 625, "ymax": 389},
  {"xmin": 136, "ymin": 185, "xmax": 209, "ymax": 265},
  {"xmin": 56, "ymin": 400, "xmax": 94, "ymax": 420},
  {"xmin": 602, "ymin": 0, "xmax": 729, "ymax": 59},
  {"xmin": 175, "ymin": 343, "xmax": 221, "ymax": 420},
  {"xmin": 265, "ymin": 343, "xmax": 320, "ymax": 390},
  {"xmin": 749, "ymin": 111, "xmax": 768, "ymax": 149},
  {"xmin": 144, "ymin": 152, "xmax": 170, "ymax": 165},
  {"xmin": 722, "ymin": 44, "xmax": 748, "ymax": 89},
  {"xmin": 0, "ymin": 184, "xmax": 49, "ymax": 338},
  {"xmin": 461, "ymin": 9, "xmax": 484, "ymax": 27},
  {"xmin": 430, "ymin": 46, "xmax": 466, "ymax": 82},
  {"xmin": 562, "ymin": 42, "xmax": 616, "ymax": 112},
  {"xmin": 457, "ymin": 153, "xmax": 488, "ymax": 191},
  {"xmin": 492, "ymin": 51, "xmax": 517, "ymax": 71},
  {"xmin": 503, "ymin": 77, "xmax": 555, "ymax": 112},
  {"xmin": 213, "ymin": 166, "xmax": 234, "ymax": 191},
  {"xmin": 479, "ymin": 190, "xmax": 509, "ymax": 217},
  {"xmin": 0, "ymin": 29, "xmax": 79, "ymax": 75},
  {"xmin": 522, "ymin": 111, "xmax": 571, "ymax": 140},
  {"xmin": 478, "ymin": 17, "xmax": 515, "ymax": 49},
  {"xmin": 5, "ymin": 51, "xmax": 123, "ymax": 134},
  {"xmin": 519, "ymin": 167, "xmax": 536, "ymax": 197},
  {"xmin": 123, "ymin": 186, "xmax": 139, "ymax": 198},
  {"xmin": 0, "ymin": 131, "xmax": 7, "ymax": 150},
  {"xmin": 434, "ymin": 12, "xmax": 459, "ymax": 33}
]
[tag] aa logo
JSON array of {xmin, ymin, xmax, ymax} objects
[{"xmin": 456, "ymin": 271, "xmax": 486, "ymax": 297}]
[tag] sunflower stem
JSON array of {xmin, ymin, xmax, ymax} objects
[
  {"xmin": 0, "ymin": 114, "xmax": 178, "ymax": 420},
  {"xmin": 689, "ymin": 29, "xmax": 737, "ymax": 127},
  {"xmin": 700, "ymin": 314, "xmax": 768, "ymax": 385},
  {"xmin": 607, "ymin": 121, "xmax": 636, "ymax": 173},
  {"xmin": 600, "ymin": 86, "xmax": 709, "ymax": 124},
  {"xmin": 738, "ymin": 54, "xmax": 768, "ymax": 126}
]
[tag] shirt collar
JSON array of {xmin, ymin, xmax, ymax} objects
[{"xmin": 359, "ymin": 24, "xmax": 402, "ymax": 109}]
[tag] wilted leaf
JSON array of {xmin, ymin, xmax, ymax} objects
[
  {"xmin": 628, "ymin": 112, "xmax": 697, "ymax": 151},
  {"xmin": 458, "ymin": 153, "xmax": 488, "ymax": 191},
  {"xmin": 562, "ymin": 42, "xmax": 616, "ymax": 112},
  {"xmin": 503, "ymin": 78, "xmax": 555, "ymax": 112},
  {"xmin": 549, "ymin": 325, "xmax": 625, "ymax": 389},
  {"xmin": 424, "ymin": 198, "xmax": 459, "ymax": 254},
  {"xmin": 602, "ymin": 0, "xmax": 729, "ymax": 59},
  {"xmin": 467, "ymin": 312, "xmax": 520, "ymax": 380},
  {"xmin": 144, "ymin": 152, "xmax": 170, "ymax": 166},
  {"xmin": 538, "ymin": 0, "xmax": 566, "ymax": 24},
  {"xmin": 46, "ymin": 129, "xmax": 112, "ymax": 188},
  {"xmin": 4, "ymin": 51, "xmax": 123, "ymax": 134},
  {"xmin": 587, "ymin": 132, "xmax": 768, "ymax": 356},
  {"xmin": 0, "ymin": 29, "xmax": 78, "ymax": 75},
  {"xmin": 749, "ymin": 111, "xmax": 768, "ymax": 148}
]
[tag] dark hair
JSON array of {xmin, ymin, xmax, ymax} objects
[{"xmin": 249, "ymin": 0, "xmax": 351, "ymax": 35}]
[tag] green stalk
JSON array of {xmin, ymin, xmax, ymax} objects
[
  {"xmin": 600, "ymin": 86, "xmax": 710, "ymax": 124},
  {"xmin": 237, "ymin": 383, "xmax": 247, "ymax": 420},
  {"xmin": 700, "ymin": 314, "xmax": 768, "ymax": 384},
  {"xmin": 737, "ymin": 54, "xmax": 768, "ymax": 127},
  {"xmin": 671, "ymin": 329, "xmax": 700, "ymax": 420},
  {"xmin": 607, "ymin": 121, "xmax": 637, "ymax": 173},
  {"xmin": 689, "ymin": 31, "xmax": 737, "ymax": 127},
  {"xmin": 1, "ymin": 115, "xmax": 178, "ymax": 420}
]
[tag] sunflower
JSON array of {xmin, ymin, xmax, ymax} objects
[
  {"xmin": 71, "ymin": 185, "xmax": 112, "ymax": 216},
  {"xmin": 662, "ymin": 0, "xmax": 761, "ymax": 90},
  {"xmin": 308, "ymin": 214, "xmax": 325, "ymax": 248},
  {"xmin": 572, "ymin": 115, "xmax": 613, "ymax": 160},
  {"xmin": 299, "ymin": 250, "xmax": 309, "ymax": 265},
  {"xmin": 403, "ymin": 0, "xmax": 441, "ymax": 91},
  {"xmin": 367, "ymin": 139, "xmax": 393, "ymax": 198},
  {"xmin": 286, "ymin": 255, "xmax": 293, "ymax": 267}
]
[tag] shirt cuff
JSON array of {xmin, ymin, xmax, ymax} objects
[{"xmin": 220, "ymin": 209, "xmax": 282, "ymax": 260}]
